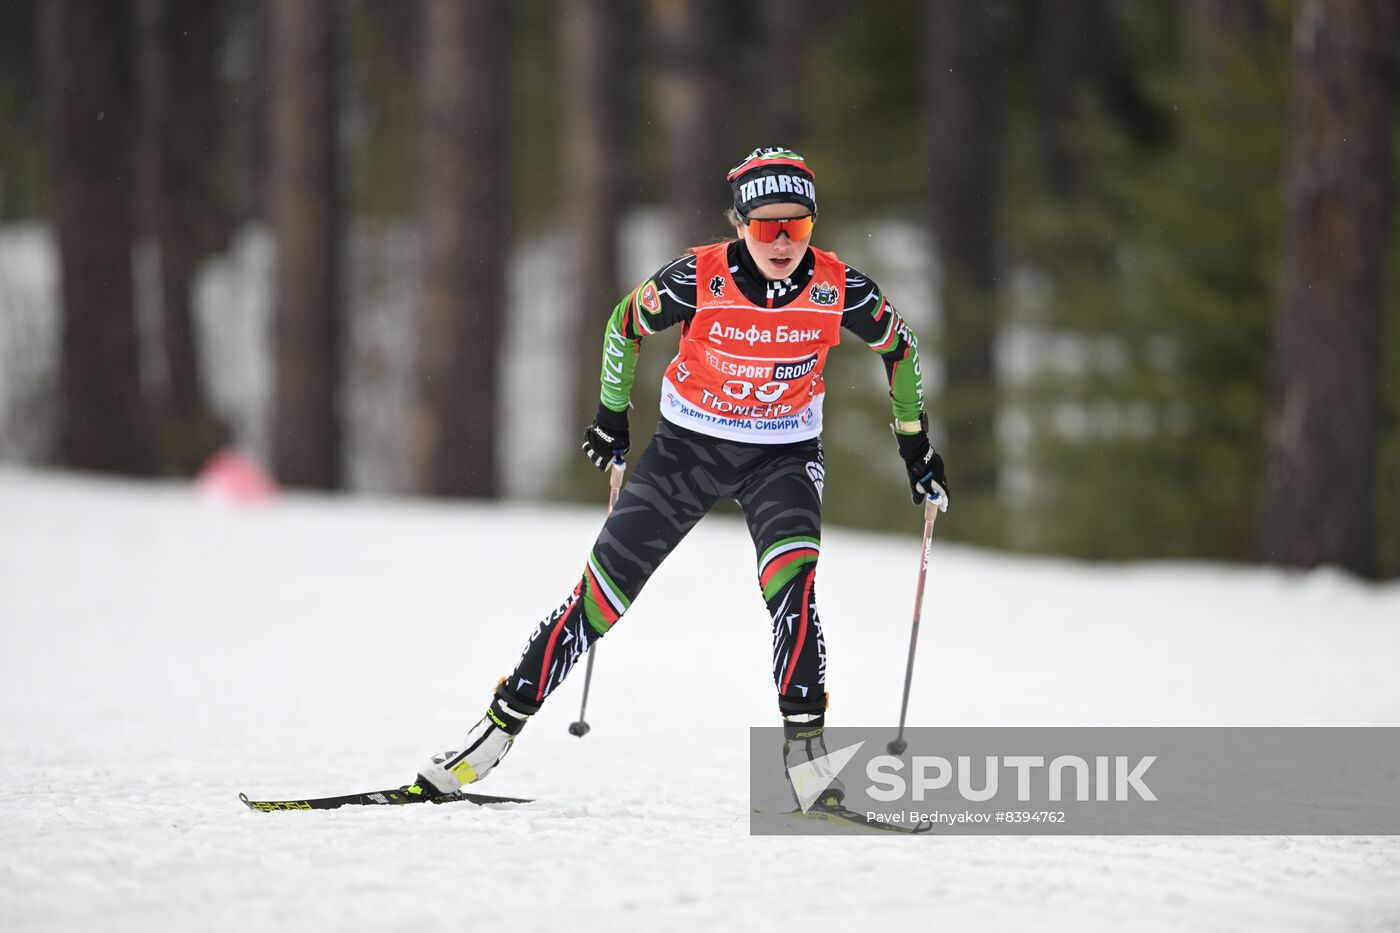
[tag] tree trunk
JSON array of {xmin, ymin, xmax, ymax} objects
[
  {"xmin": 927, "ymin": 0, "xmax": 1001, "ymax": 524},
  {"xmin": 1262, "ymin": 0, "xmax": 1398, "ymax": 577},
  {"xmin": 41, "ymin": 0, "xmax": 158, "ymax": 475},
  {"xmin": 650, "ymin": 0, "xmax": 722, "ymax": 245},
  {"xmin": 1035, "ymin": 0, "xmax": 1103, "ymax": 200},
  {"xmin": 146, "ymin": 0, "xmax": 231, "ymax": 472},
  {"xmin": 268, "ymin": 0, "xmax": 341, "ymax": 489},
  {"xmin": 761, "ymin": 0, "xmax": 808, "ymax": 147},
  {"xmin": 558, "ymin": 0, "xmax": 622, "ymax": 426},
  {"xmin": 414, "ymin": 0, "xmax": 508, "ymax": 498}
]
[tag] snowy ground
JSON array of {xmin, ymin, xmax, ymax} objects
[{"xmin": 2, "ymin": 468, "xmax": 1399, "ymax": 931}]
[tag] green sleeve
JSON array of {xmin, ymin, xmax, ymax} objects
[
  {"xmin": 599, "ymin": 293, "xmax": 641, "ymax": 413},
  {"xmin": 888, "ymin": 335, "xmax": 925, "ymax": 423},
  {"xmin": 596, "ymin": 257, "xmax": 697, "ymax": 414},
  {"xmin": 840, "ymin": 275, "xmax": 926, "ymax": 423}
]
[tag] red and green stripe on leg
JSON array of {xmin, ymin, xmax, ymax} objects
[
  {"xmin": 583, "ymin": 551, "xmax": 630, "ymax": 635},
  {"xmin": 759, "ymin": 536, "xmax": 820, "ymax": 602}
]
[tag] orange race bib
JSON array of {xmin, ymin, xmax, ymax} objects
[{"xmin": 659, "ymin": 243, "xmax": 844, "ymax": 443}]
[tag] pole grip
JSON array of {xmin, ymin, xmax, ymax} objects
[{"xmin": 607, "ymin": 460, "xmax": 625, "ymax": 510}]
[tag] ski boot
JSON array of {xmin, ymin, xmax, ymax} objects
[
  {"xmin": 415, "ymin": 683, "xmax": 539, "ymax": 795},
  {"xmin": 781, "ymin": 695, "xmax": 844, "ymax": 812}
]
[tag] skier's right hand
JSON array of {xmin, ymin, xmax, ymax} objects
[
  {"xmin": 581, "ymin": 403, "xmax": 630, "ymax": 470},
  {"xmin": 894, "ymin": 416, "xmax": 949, "ymax": 511}
]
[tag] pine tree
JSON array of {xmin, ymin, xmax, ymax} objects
[
  {"xmin": 41, "ymin": 0, "xmax": 159, "ymax": 475},
  {"xmin": 413, "ymin": 0, "xmax": 509, "ymax": 497},
  {"xmin": 1262, "ymin": 0, "xmax": 1398, "ymax": 577},
  {"xmin": 1008, "ymin": 6, "xmax": 1290, "ymax": 561},
  {"xmin": 269, "ymin": 0, "xmax": 342, "ymax": 489}
]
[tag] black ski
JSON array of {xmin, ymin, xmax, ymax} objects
[{"xmin": 240, "ymin": 786, "xmax": 533, "ymax": 812}]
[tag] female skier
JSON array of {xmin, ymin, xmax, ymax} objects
[{"xmin": 413, "ymin": 147, "xmax": 948, "ymax": 802}]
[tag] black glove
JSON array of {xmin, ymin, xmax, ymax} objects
[
  {"xmin": 894, "ymin": 418, "xmax": 949, "ymax": 509},
  {"xmin": 581, "ymin": 403, "xmax": 630, "ymax": 470}
]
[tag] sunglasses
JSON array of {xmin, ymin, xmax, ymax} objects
[{"xmin": 741, "ymin": 213, "xmax": 816, "ymax": 243}]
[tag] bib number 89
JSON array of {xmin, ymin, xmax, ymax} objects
[{"xmin": 722, "ymin": 379, "xmax": 784, "ymax": 403}]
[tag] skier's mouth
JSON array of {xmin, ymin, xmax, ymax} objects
[{"xmin": 770, "ymin": 257, "xmax": 792, "ymax": 269}]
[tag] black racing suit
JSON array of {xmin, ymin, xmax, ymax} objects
[{"xmin": 499, "ymin": 240, "xmax": 924, "ymax": 723}]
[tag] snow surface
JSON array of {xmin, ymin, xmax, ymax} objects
[{"xmin": 2, "ymin": 469, "xmax": 1399, "ymax": 931}]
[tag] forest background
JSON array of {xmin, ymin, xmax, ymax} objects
[{"xmin": 1, "ymin": 0, "xmax": 1396, "ymax": 578}]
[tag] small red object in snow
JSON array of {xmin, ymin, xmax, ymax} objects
[{"xmin": 195, "ymin": 449, "xmax": 279, "ymax": 503}]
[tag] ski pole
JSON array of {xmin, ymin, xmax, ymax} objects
[
  {"xmin": 569, "ymin": 458, "xmax": 626, "ymax": 737},
  {"xmin": 887, "ymin": 494, "xmax": 942, "ymax": 756}
]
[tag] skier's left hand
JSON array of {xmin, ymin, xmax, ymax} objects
[
  {"xmin": 894, "ymin": 419, "xmax": 949, "ymax": 511},
  {"xmin": 581, "ymin": 403, "xmax": 630, "ymax": 471}
]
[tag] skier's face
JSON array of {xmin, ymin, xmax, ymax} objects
[{"xmin": 740, "ymin": 202, "xmax": 813, "ymax": 280}]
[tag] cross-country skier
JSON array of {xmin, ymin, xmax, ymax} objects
[{"xmin": 411, "ymin": 147, "xmax": 949, "ymax": 806}]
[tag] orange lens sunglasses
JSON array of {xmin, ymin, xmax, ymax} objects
[{"xmin": 742, "ymin": 213, "xmax": 815, "ymax": 243}]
